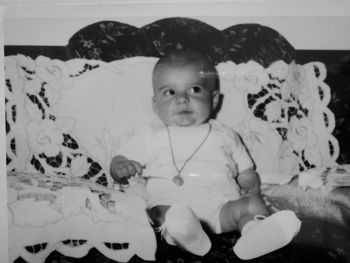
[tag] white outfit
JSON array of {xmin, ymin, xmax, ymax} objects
[{"xmin": 118, "ymin": 119, "xmax": 254, "ymax": 233}]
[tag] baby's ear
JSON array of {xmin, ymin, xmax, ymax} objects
[
  {"xmin": 152, "ymin": 96, "xmax": 157, "ymax": 112},
  {"xmin": 212, "ymin": 90, "xmax": 221, "ymax": 109}
]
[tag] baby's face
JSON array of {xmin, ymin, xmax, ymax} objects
[{"xmin": 152, "ymin": 63, "xmax": 219, "ymax": 127}]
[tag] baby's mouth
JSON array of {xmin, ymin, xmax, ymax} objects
[{"xmin": 176, "ymin": 110, "xmax": 193, "ymax": 115}]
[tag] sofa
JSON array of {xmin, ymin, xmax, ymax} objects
[{"xmin": 5, "ymin": 17, "xmax": 350, "ymax": 263}]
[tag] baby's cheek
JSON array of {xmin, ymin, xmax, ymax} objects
[{"xmin": 157, "ymin": 110, "xmax": 172, "ymax": 124}]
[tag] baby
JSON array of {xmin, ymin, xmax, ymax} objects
[{"xmin": 110, "ymin": 50, "xmax": 301, "ymax": 260}]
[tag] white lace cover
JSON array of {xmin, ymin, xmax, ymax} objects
[
  {"xmin": 217, "ymin": 60, "xmax": 339, "ymax": 183},
  {"xmin": 5, "ymin": 55, "xmax": 157, "ymax": 262},
  {"xmin": 5, "ymin": 55, "xmax": 339, "ymax": 261},
  {"xmin": 7, "ymin": 172, "xmax": 156, "ymax": 263}
]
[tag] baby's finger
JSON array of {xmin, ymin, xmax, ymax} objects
[
  {"xmin": 239, "ymin": 188, "xmax": 249, "ymax": 196},
  {"xmin": 125, "ymin": 164, "xmax": 138, "ymax": 177},
  {"xmin": 132, "ymin": 161, "xmax": 144, "ymax": 175}
]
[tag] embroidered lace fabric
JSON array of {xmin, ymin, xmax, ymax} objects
[{"xmin": 7, "ymin": 172, "xmax": 156, "ymax": 263}]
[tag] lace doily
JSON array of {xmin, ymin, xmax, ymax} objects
[
  {"xmin": 5, "ymin": 55, "xmax": 112, "ymax": 186},
  {"xmin": 217, "ymin": 60, "xmax": 339, "ymax": 183},
  {"xmin": 5, "ymin": 55, "xmax": 157, "ymax": 263},
  {"xmin": 7, "ymin": 172, "xmax": 156, "ymax": 263}
]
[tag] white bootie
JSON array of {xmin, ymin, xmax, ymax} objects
[
  {"xmin": 160, "ymin": 204, "xmax": 211, "ymax": 256},
  {"xmin": 233, "ymin": 210, "xmax": 301, "ymax": 260}
]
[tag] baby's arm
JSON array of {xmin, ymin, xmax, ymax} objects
[
  {"xmin": 236, "ymin": 168, "xmax": 261, "ymax": 197},
  {"xmin": 110, "ymin": 155, "xmax": 144, "ymax": 184}
]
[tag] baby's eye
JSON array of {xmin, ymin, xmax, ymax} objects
[
  {"xmin": 164, "ymin": 89, "xmax": 175, "ymax": 96},
  {"xmin": 190, "ymin": 85, "xmax": 203, "ymax": 93}
]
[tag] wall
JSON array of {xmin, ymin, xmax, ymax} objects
[{"xmin": 3, "ymin": 1, "xmax": 350, "ymax": 49}]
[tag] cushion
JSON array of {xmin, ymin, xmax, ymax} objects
[{"xmin": 5, "ymin": 55, "xmax": 339, "ymax": 185}]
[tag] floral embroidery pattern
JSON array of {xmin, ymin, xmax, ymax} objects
[
  {"xmin": 5, "ymin": 55, "xmax": 109, "ymax": 186},
  {"xmin": 218, "ymin": 60, "xmax": 338, "ymax": 180}
]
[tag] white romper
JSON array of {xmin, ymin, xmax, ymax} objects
[{"xmin": 117, "ymin": 119, "xmax": 254, "ymax": 233}]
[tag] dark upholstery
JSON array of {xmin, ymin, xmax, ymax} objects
[{"xmin": 67, "ymin": 17, "xmax": 295, "ymax": 67}]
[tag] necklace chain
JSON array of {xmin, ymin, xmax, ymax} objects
[{"xmin": 166, "ymin": 123, "xmax": 212, "ymax": 186}]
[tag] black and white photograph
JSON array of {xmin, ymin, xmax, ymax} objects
[{"xmin": 1, "ymin": 1, "xmax": 350, "ymax": 263}]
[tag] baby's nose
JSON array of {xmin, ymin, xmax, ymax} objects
[{"xmin": 176, "ymin": 93, "xmax": 189, "ymax": 104}]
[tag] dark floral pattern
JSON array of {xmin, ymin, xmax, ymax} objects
[
  {"xmin": 223, "ymin": 23, "xmax": 295, "ymax": 67},
  {"xmin": 67, "ymin": 17, "xmax": 295, "ymax": 67},
  {"xmin": 143, "ymin": 17, "xmax": 229, "ymax": 64},
  {"xmin": 68, "ymin": 21, "xmax": 152, "ymax": 61}
]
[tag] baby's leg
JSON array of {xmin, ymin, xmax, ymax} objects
[
  {"xmin": 149, "ymin": 204, "xmax": 211, "ymax": 256},
  {"xmin": 220, "ymin": 196, "xmax": 301, "ymax": 260},
  {"xmin": 148, "ymin": 205, "xmax": 170, "ymax": 228},
  {"xmin": 219, "ymin": 195, "xmax": 268, "ymax": 233}
]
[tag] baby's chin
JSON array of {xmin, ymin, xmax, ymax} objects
[{"xmin": 164, "ymin": 116, "xmax": 207, "ymax": 127}]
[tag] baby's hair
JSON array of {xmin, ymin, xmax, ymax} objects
[{"xmin": 153, "ymin": 50, "xmax": 219, "ymax": 91}]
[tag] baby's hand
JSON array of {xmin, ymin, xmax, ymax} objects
[
  {"xmin": 110, "ymin": 155, "xmax": 143, "ymax": 184},
  {"xmin": 239, "ymin": 182, "xmax": 261, "ymax": 197},
  {"xmin": 236, "ymin": 168, "xmax": 261, "ymax": 197}
]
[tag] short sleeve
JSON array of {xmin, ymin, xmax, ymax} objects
[
  {"xmin": 231, "ymin": 132, "xmax": 254, "ymax": 173},
  {"xmin": 211, "ymin": 120, "xmax": 254, "ymax": 173}
]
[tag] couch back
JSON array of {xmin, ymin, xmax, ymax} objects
[{"xmin": 5, "ymin": 55, "xmax": 339, "ymax": 184}]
